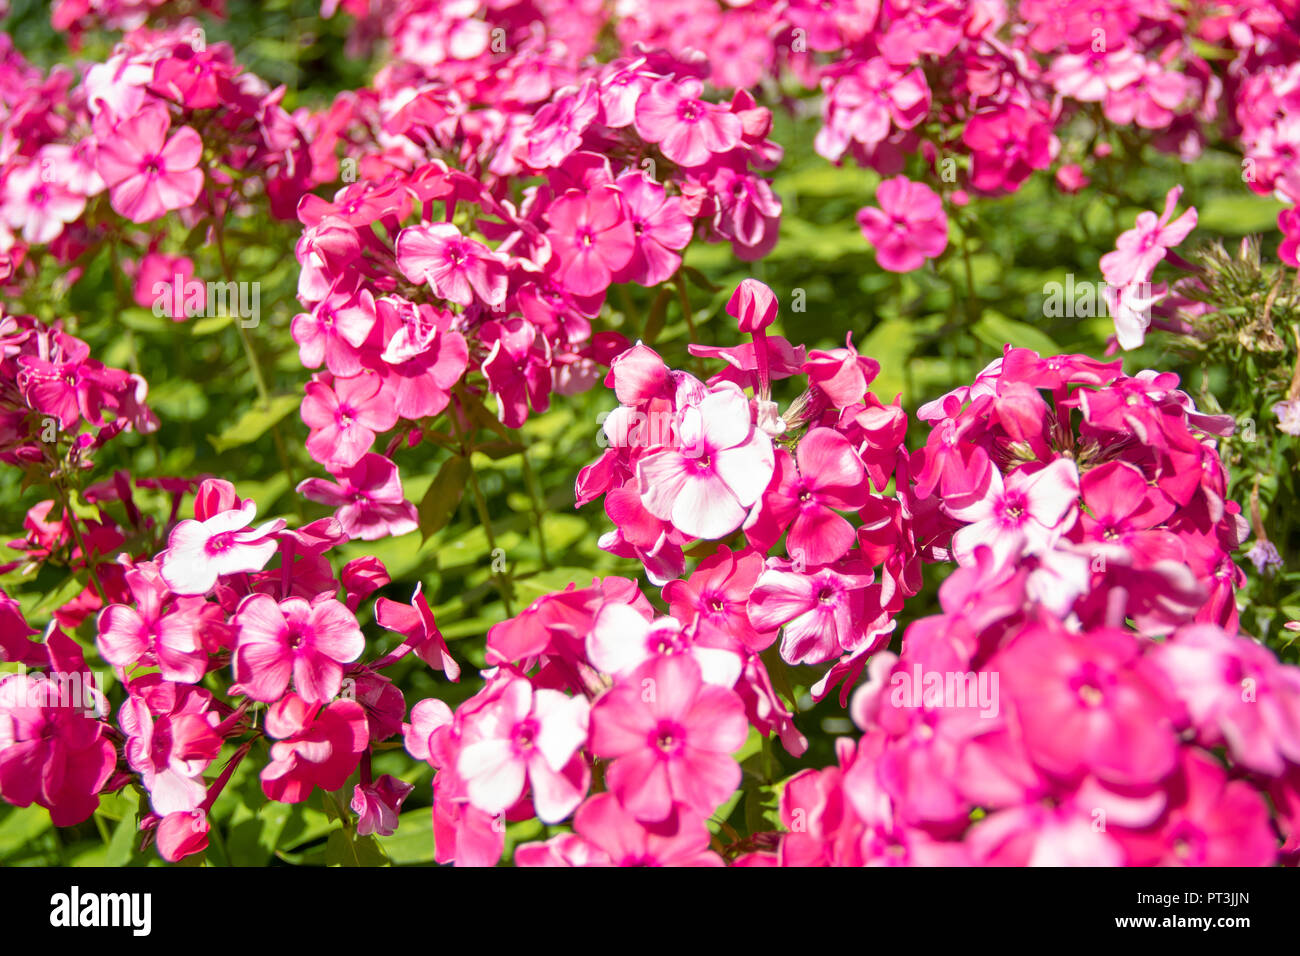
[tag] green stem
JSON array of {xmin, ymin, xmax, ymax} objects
[
  {"xmin": 212, "ymin": 212, "xmax": 304, "ymax": 518},
  {"xmin": 55, "ymin": 479, "xmax": 107, "ymax": 604},
  {"xmin": 519, "ymin": 442, "xmax": 551, "ymax": 570},
  {"xmin": 675, "ymin": 276, "xmax": 707, "ymax": 377},
  {"xmin": 449, "ymin": 400, "xmax": 515, "ymax": 616}
]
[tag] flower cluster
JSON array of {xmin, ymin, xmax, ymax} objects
[
  {"xmin": 577, "ymin": 280, "xmax": 917, "ymax": 698},
  {"xmin": 1, "ymin": 308, "xmax": 157, "ymax": 468},
  {"xmin": 3, "ymin": 0, "xmax": 1297, "ymax": 870},
  {"xmin": 289, "ymin": 55, "xmax": 782, "ymax": 534},
  {"xmin": 0, "ymin": 23, "xmax": 310, "ymax": 295},
  {"xmin": 747, "ymin": 595, "xmax": 1299, "ymax": 865},
  {"xmin": 910, "ymin": 347, "xmax": 1246, "ymax": 636},
  {"xmin": 403, "ymin": 568, "xmax": 803, "ymax": 866},
  {"xmin": 722, "ymin": 351, "xmax": 1298, "ymax": 866},
  {"xmin": 0, "ymin": 474, "xmax": 460, "ymax": 861}
]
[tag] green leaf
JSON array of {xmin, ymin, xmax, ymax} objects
[
  {"xmin": 25, "ymin": 574, "xmax": 87, "ymax": 619},
  {"xmin": 474, "ymin": 439, "xmax": 524, "ymax": 460},
  {"xmin": 227, "ymin": 800, "xmax": 293, "ymax": 866},
  {"xmin": 1197, "ymin": 193, "xmax": 1283, "ymax": 236},
  {"xmin": 417, "ymin": 455, "xmax": 471, "ymax": 541},
  {"xmin": 118, "ymin": 308, "xmax": 173, "ymax": 333},
  {"xmin": 0, "ymin": 805, "xmax": 52, "ymax": 862},
  {"xmin": 974, "ymin": 309, "xmax": 1060, "ymax": 356},
  {"xmin": 207, "ymin": 394, "xmax": 301, "ymax": 454},
  {"xmin": 512, "ymin": 565, "xmax": 600, "ymax": 603},
  {"xmin": 325, "ymin": 829, "xmax": 389, "ymax": 867},
  {"xmin": 190, "ymin": 314, "xmax": 236, "ymax": 336},
  {"xmin": 374, "ymin": 810, "xmax": 436, "ymax": 865},
  {"xmin": 681, "ymin": 265, "xmax": 721, "ymax": 294},
  {"xmin": 105, "ymin": 809, "xmax": 138, "ymax": 866}
]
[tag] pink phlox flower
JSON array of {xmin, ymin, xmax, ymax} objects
[
  {"xmin": 297, "ymin": 452, "xmax": 418, "ymax": 542},
  {"xmin": 457, "ymin": 676, "xmax": 591, "ymax": 823},
  {"xmin": 160, "ymin": 498, "xmax": 285, "ymax": 596},
  {"xmin": 590, "ymin": 654, "xmax": 748, "ymax": 822},
  {"xmin": 231, "ymin": 593, "xmax": 365, "ymax": 704}
]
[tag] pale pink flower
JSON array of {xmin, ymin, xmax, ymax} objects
[
  {"xmin": 396, "ymin": 223, "xmax": 507, "ymax": 307},
  {"xmin": 946, "ymin": 458, "xmax": 1080, "ymax": 566},
  {"xmin": 457, "ymin": 677, "xmax": 590, "ymax": 823},
  {"xmin": 1100, "ymin": 185, "xmax": 1197, "ymax": 287},
  {"xmin": 160, "ymin": 499, "xmax": 285, "ymax": 596},
  {"xmin": 231, "ymin": 593, "xmax": 365, "ymax": 704},
  {"xmin": 636, "ymin": 384, "xmax": 775, "ymax": 540},
  {"xmin": 590, "ymin": 654, "xmax": 748, "ymax": 822}
]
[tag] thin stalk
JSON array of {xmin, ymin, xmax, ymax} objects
[
  {"xmin": 519, "ymin": 441, "xmax": 551, "ymax": 569},
  {"xmin": 449, "ymin": 399, "xmax": 515, "ymax": 616},
  {"xmin": 212, "ymin": 212, "xmax": 304, "ymax": 518}
]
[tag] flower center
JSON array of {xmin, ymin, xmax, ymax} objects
[
  {"xmin": 205, "ymin": 531, "xmax": 236, "ymax": 555},
  {"xmin": 512, "ymin": 719, "xmax": 538, "ymax": 753},
  {"xmin": 653, "ymin": 719, "xmax": 685, "ymax": 756}
]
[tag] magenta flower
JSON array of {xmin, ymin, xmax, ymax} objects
[
  {"xmin": 1152, "ymin": 624, "xmax": 1300, "ymax": 776},
  {"xmin": 260, "ymin": 694, "xmax": 368, "ymax": 804},
  {"xmin": 610, "ymin": 171, "xmax": 693, "ymax": 286},
  {"xmin": 994, "ymin": 622, "xmax": 1181, "ymax": 787},
  {"xmin": 0, "ymin": 672, "xmax": 116, "ymax": 826},
  {"xmin": 133, "ymin": 251, "xmax": 202, "ymax": 320},
  {"xmin": 522, "ymin": 80, "xmax": 599, "ymax": 169},
  {"xmin": 290, "ymin": 287, "xmax": 377, "ymax": 377},
  {"xmin": 351, "ymin": 774, "xmax": 416, "ymax": 837},
  {"xmin": 159, "ymin": 499, "xmax": 285, "ymax": 596},
  {"xmin": 97, "ymin": 567, "xmax": 208, "ymax": 682},
  {"xmin": 590, "ymin": 654, "xmax": 748, "ymax": 822},
  {"xmin": 745, "ymin": 428, "xmax": 868, "ymax": 566},
  {"xmin": 95, "ymin": 105, "xmax": 203, "ymax": 223},
  {"xmin": 375, "ymin": 295, "xmax": 469, "ymax": 420},
  {"xmin": 856, "ymin": 176, "xmax": 948, "ymax": 272},
  {"xmin": 301, "ymin": 373, "xmax": 398, "ymax": 469},
  {"xmin": 962, "ymin": 104, "xmax": 1055, "ymax": 194},
  {"xmin": 457, "ymin": 677, "xmax": 591, "ymax": 823},
  {"xmin": 1120, "ymin": 748, "xmax": 1278, "ymax": 866},
  {"xmin": 946, "ymin": 458, "xmax": 1080, "ymax": 567},
  {"xmin": 155, "ymin": 810, "xmax": 210, "ymax": 863},
  {"xmin": 748, "ymin": 561, "xmax": 877, "ymax": 666},
  {"xmin": 1279, "ymin": 207, "xmax": 1300, "ymax": 268},
  {"xmin": 120, "ymin": 686, "xmax": 222, "ymax": 815},
  {"xmin": 374, "ymin": 582, "xmax": 460, "ymax": 680},
  {"xmin": 1100, "ymin": 185, "xmax": 1197, "ymax": 287},
  {"xmin": 545, "ymin": 188, "xmax": 635, "ymax": 297},
  {"xmin": 634, "ymin": 77, "xmax": 742, "ymax": 168},
  {"xmin": 662, "ymin": 545, "xmax": 775, "ymax": 651},
  {"xmin": 231, "ymin": 593, "xmax": 365, "ymax": 704},
  {"xmin": 297, "ymin": 453, "xmax": 418, "ymax": 542},
  {"xmin": 396, "ymin": 222, "xmax": 507, "ymax": 307},
  {"xmin": 481, "ymin": 317, "xmax": 552, "ymax": 429},
  {"xmin": 816, "ymin": 57, "xmax": 929, "ymax": 160},
  {"xmin": 801, "ymin": 333, "xmax": 881, "ymax": 408},
  {"xmin": 727, "ymin": 278, "xmax": 779, "ymax": 334},
  {"xmin": 1077, "ymin": 460, "xmax": 1179, "ymax": 563},
  {"xmin": 17, "ymin": 331, "xmax": 126, "ymax": 431},
  {"xmin": 636, "ymin": 384, "xmax": 775, "ymax": 540},
  {"xmin": 516, "ymin": 793, "xmax": 723, "ymax": 867}
]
